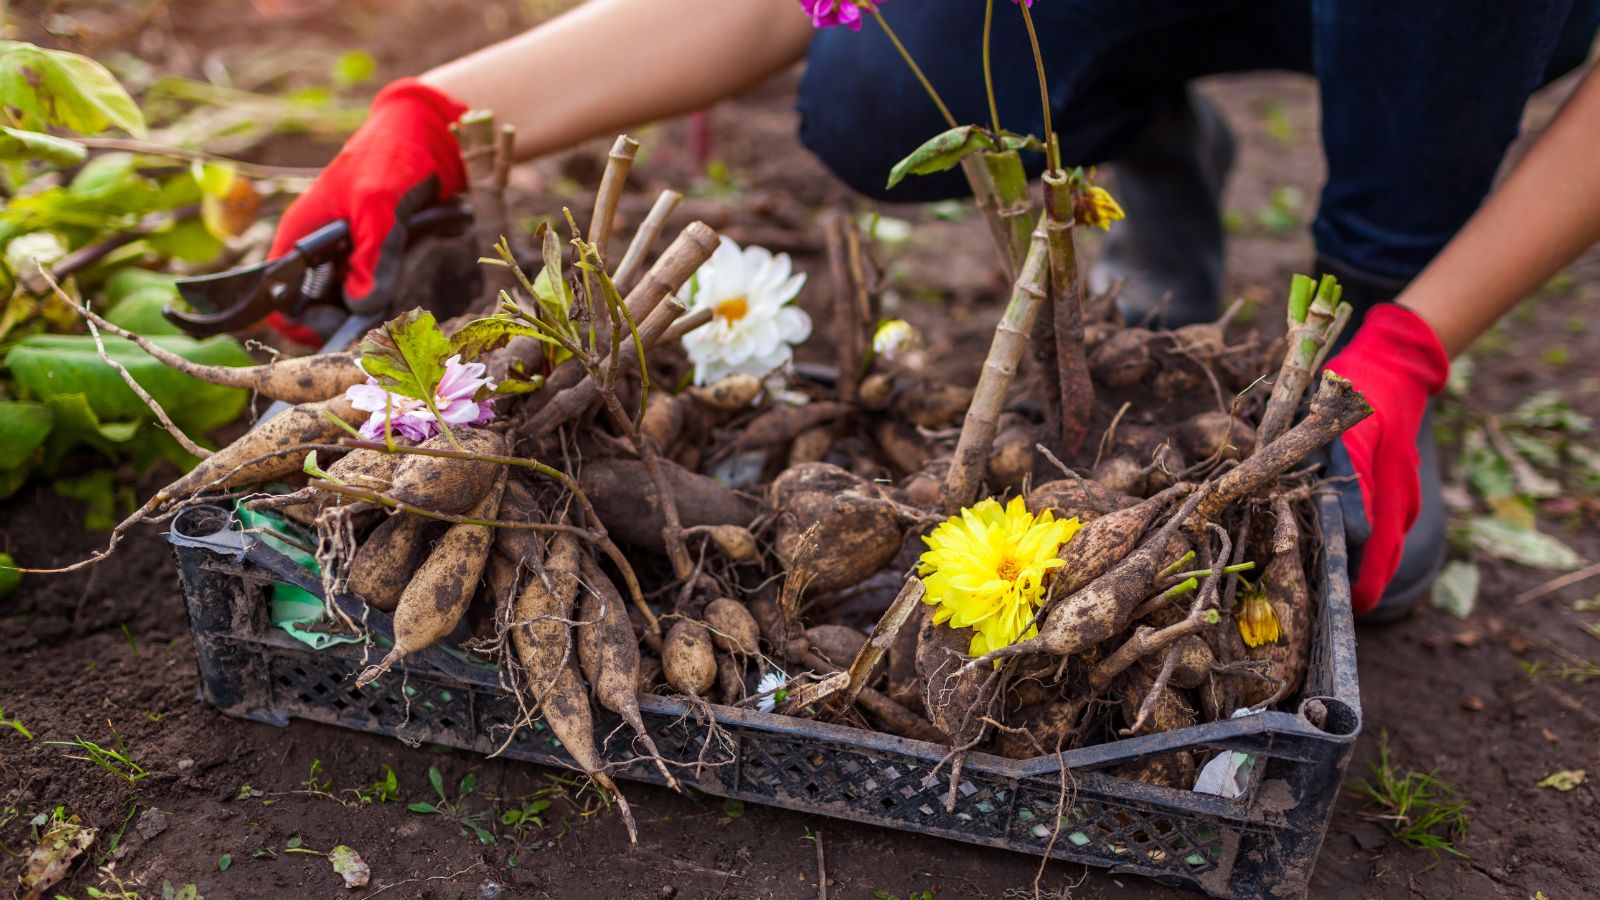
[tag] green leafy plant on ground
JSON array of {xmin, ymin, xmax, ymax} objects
[
  {"xmin": 1347, "ymin": 731, "xmax": 1471, "ymax": 864},
  {"xmin": 0, "ymin": 41, "xmax": 269, "ymax": 524}
]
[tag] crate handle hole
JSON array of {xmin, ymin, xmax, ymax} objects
[
  {"xmin": 1298, "ymin": 695, "xmax": 1359, "ymax": 736},
  {"xmin": 172, "ymin": 505, "xmax": 233, "ymax": 539}
]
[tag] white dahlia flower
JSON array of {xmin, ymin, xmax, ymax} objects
[{"xmin": 679, "ymin": 237, "xmax": 811, "ymax": 385}]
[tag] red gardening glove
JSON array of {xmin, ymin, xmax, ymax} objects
[
  {"xmin": 1324, "ymin": 305, "xmax": 1450, "ymax": 612},
  {"xmin": 267, "ymin": 78, "xmax": 468, "ymax": 346}
]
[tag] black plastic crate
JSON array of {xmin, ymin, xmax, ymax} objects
[{"xmin": 167, "ymin": 494, "xmax": 1361, "ymax": 899}]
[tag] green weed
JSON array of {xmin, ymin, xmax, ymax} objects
[
  {"xmin": 1347, "ymin": 732, "xmax": 1470, "ymax": 863},
  {"xmin": 408, "ymin": 767, "xmax": 496, "ymax": 845},
  {"xmin": 46, "ymin": 723, "xmax": 147, "ymax": 785},
  {"xmin": 0, "ymin": 705, "xmax": 32, "ymax": 740}
]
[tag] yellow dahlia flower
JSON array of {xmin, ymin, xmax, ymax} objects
[
  {"xmin": 1236, "ymin": 583, "xmax": 1281, "ymax": 648},
  {"xmin": 917, "ymin": 496, "xmax": 1082, "ymax": 657},
  {"xmin": 1076, "ymin": 185, "xmax": 1126, "ymax": 231}
]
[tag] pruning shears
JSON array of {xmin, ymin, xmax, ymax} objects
[{"xmin": 165, "ymin": 203, "xmax": 474, "ymax": 348}]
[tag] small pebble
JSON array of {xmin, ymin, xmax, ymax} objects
[
  {"xmin": 135, "ymin": 808, "xmax": 168, "ymax": 840},
  {"xmin": 1542, "ymin": 727, "xmax": 1561, "ymax": 743},
  {"xmin": 1462, "ymin": 696, "xmax": 1485, "ymax": 712},
  {"xmin": 478, "ymin": 880, "xmax": 504, "ymax": 900},
  {"xmin": 176, "ymin": 758, "xmax": 195, "ymax": 771}
]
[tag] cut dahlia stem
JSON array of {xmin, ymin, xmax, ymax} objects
[
  {"xmin": 961, "ymin": 155, "xmax": 1017, "ymax": 276},
  {"xmin": 983, "ymin": 149, "xmax": 1037, "ymax": 271},
  {"xmin": 825, "ymin": 577, "xmax": 925, "ymax": 719},
  {"xmin": 588, "ymin": 134, "xmax": 640, "ymax": 263},
  {"xmin": 455, "ymin": 110, "xmax": 515, "ymax": 312},
  {"xmin": 824, "ymin": 213, "xmax": 873, "ymax": 405},
  {"xmin": 1197, "ymin": 370, "xmax": 1372, "ymax": 521},
  {"xmin": 1257, "ymin": 274, "xmax": 1353, "ymax": 443},
  {"xmin": 523, "ymin": 221, "xmax": 717, "ymax": 431},
  {"xmin": 1044, "ymin": 171, "xmax": 1093, "ymax": 455},
  {"xmin": 943, "ymin": 225, "xmax": 1052, "ymax": 511},
  {"xmin": 613, "ymin": 189, "xmax": 682, "ymax": 294}
]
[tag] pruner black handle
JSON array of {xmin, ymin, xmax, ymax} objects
[{"xmin": 291, "ymin": 203, "xmax": 473, "ymax": 268}]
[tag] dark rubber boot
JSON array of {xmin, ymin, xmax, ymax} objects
[
  {"xmin": 1314, "ymin": 257, "xmax": 1447, "ymax": 623},
  {"xmin": 1088, "ymin": 85, "xmax": 1234, "ymax": 329}
]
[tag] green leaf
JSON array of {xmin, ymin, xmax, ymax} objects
[
  {"xmin": 54, "ymin": 470, "xmax": 132, "ymax": 530},
  {"xmin": 146, "ymin": 218, "xmax": 224, "ymax": 264},
  {"xmin": 458, "ymin": 772, "xmax": 478, "ymax": 798},
  {"xmin": 286, "ymin": 836, "xmax": 303, "ymax": 849},
  {"xmin": 216, "ymin": 853, "xmax": 231, "ymax": 872},
  {"xmin": 39, "ymin": 393, "xmax": 140, "ymax": 467},
  {"xmin": 721, "ymin": 797, "xmax": 745, "ymax": 819},
  {"xmin": 1536, "ymin": 769, "xmax": 1585, "ymax": 791},
  {"xmin": 6, "ymin": 332, "xmax": 252, "ymax": 433},
  {"xmin": 1460, "ymin": 428, "xmax": 1516, "ymax": 504},
  {"xmin": 996, "ymin": 130, "xmax": 1046, "ymax": 154},
  {"xmin": 1430, "ymin": 560, "xmax": 1479, "ymax": 620},
  {"xmin": 1452, "ymin": 516, "xmax": 1586, "ymax": 571},
  {"xmin": 359, "ymin": 309, "xmax": 452, "ymax": 404},
  {"xmin": 0, "ymin": 127, "xmax": 85, "ymax": 166},
  {"xmin": 331, "ymin": 51, "xmax": 377, "ymax": 90},
  {"xmin": 1509, "ymin": 390, "xmax": 1592, "ymax": 433},
  {"xmin": 448, "ymin": 317, "xmax": 560, "ymax": 360},
  {"xmin": 427, "ymin": 765, "xmax": 445, "ymax": 801},
  {"xmin": 103, "ymin": 267, "xmax": 178, "ymax": 305},
  {"xmin": 104, "ymin": 286, "xmax": 186, "ymax": 336},
  {"xmin": 0, "ymin": 552, "xmax": 20, "ymax": 599},
  {"xmin": 406, "ymin": 802, "xmax": 436, "ymax": 815},
  {"xmin": 0, "ymin": 401, "xmax": 52, "ymax": 470},
  {"xmin": 0, "ymin": 41, "xmax": 146, "ymax": 136},
  {"xmin": 886, "ymin": 125, "xmax": 989, "ymax": 190}
]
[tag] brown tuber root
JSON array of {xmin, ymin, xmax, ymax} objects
[
  {"xmin": 703, "ymin": 597, "xmax": 761, "ymax": 656},
  {"xmin": 1175, "ymin": 411, "xmax": 1256, "ymax": 463},
  {"xmin": 357, "ymin": 468, "xmax": 507, "ymax": 686},
  {"xmin": 386, "ymin": 429, "xmax": 506, "ymax": 515},
  {"xmin": 580, "ymin": 457, "xmax": 758, "ymax": 553},
  {"xmin": 963, "ymin": 487, "xmax": 1208, "ymax": 671},
  {"xmin": 349, "ymin": 513, "xmax": 437, "ymax": 612},
  {"xmin": 1088, "ymin": 329, "xmax": 1156, "ymax": 389},
  {"xmin": 662, "ymin": 620, "xmax": 717, "ymax": 698},
  {"xmin": 771, "ymin": 463, "xmax": 904, "ymax": 594},
  {"xmin": 575, "ymin": 554, "xmax": 678, "ymax": 789}
]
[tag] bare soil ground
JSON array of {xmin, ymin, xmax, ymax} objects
[{"xmin": 4, "ymin": 3, "xmax": 1600, "ymax": 898}]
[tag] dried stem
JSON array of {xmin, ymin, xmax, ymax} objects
[
  {"xmin": 662, "ymin": 307, "xmax": 713, "ymax": 344},
  {"xmin": 37, "ymin": 268, "xmax": 211, "ymax": 458},
  {"xmin": 588, "ymin": 135, "xmax": 640, "ymax": 263},
  {"xmin": 1043, "ymin": 172, "xmax": 1093, "ymax": 455},
  {"xmin": 1088, "ymin": 525, "xmax": 1230, "ymax": 694},
  {"xmin": 523, "ymin": 222, "xmax": 718, "ymax": 438},
  {"xmin": 1197, "ymin": 371, "xmax": 1372, "ymax": 520},
  {"xmin": 613, "ymin": 189, "xmax": 682, "ymax": 293},
  {"xmin": 21, "ymin": 204, "xmax": 200, "ymax": 295},
  {"xmin": 824, "ymin": 578, "xmax": 925, "ymax": 719},
  {"xmin": 455, "ymin": 110, "xmax": 515, "ymax": 311},
  {"xmin": 309, "ymin": 479, "xmax": 592, "ymax": 537},
  {"xmin": 823, "ymin": 213, "xmax": 874, "ymax": 404},
  {"xmin": 944, "ymin": 225, "xmax": 1051, "ymax": 511},
  {"xmin": 1257, "ymin": 274, "xmax": 1351, "ymax": 443}
]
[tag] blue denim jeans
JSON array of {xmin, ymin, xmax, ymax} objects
[{"xmin": 799, "ymin": 0, "xmax": 1600, "ymax": 283}]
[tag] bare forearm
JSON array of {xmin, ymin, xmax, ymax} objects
[
  {"xmin": 421, "ymin": 0, "xmax": 814, "ymax": 160},
  {"xmin": 1400, "ymin": 63, "xmax": 1600, "ymax": 357}
]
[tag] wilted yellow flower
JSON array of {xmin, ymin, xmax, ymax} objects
[
  {"xmin": 918, "ymin": 496, "xmax": 1082, "ymax": 657},
  {"xmin": 1076, "ymin": 184, "xmax": 1125, "ymax": 231},
  {"xmin": 1236, "ymin": 585, "xmax": 1280, "ymax": 648}
]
